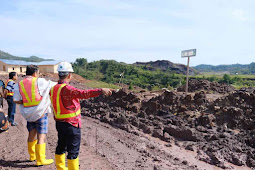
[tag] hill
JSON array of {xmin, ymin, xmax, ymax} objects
[
  {"xmin": 0, "ymin": 50, "xmax": 54, "ymax": 62},
  {"xmin": 135, "ymin": 60, "xmax": 198, "ymax": 76},
  {"xmin": 194, "ymin": 63, "xmax": 255, "ymax": 74},
  {"xmin": 73, "ymin": 58, "xmax": 255, "ymax": 90},
  {"xmin": 73, "ymin": 58, "xmax": 196, "ymax": 90}
]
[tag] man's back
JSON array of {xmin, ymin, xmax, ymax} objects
[{"xmin": 14, "ymin": 77, "xmax": 56, "ymax": 122}]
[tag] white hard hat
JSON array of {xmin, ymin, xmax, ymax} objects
[{"xmin": 57, "ymin": 61, "xmax": 74, "ymax": 72}]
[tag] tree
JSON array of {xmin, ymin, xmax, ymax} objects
[
  {"xmin": 249, "ymin": 62, "xmax": 255, "ymax": 74},
  {"xmin": 223, "ymin": 74, "xmax": 231, "ymax": 84},
  {"xmin": 74, "ymin": 58, "xmax": 87, "ymax": 67},
  {"xmin": 208, "ymin": 75, "xmax": 217, "ymax": 82},
  {"xmin": 129, "ymin": 82, "xmax": 134, "ymax": 90}
]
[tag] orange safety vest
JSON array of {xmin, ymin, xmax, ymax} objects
[
  {"xmin": 19, "ymin": 77, "xmax": 42, "ymax": 107},
  {"xmin": 5, "ymin": 79, "xmax": 14, "ymax": 96},
  {"xmin": 50, "ymin": 84, "xmax": 81, "ymax": 120}
]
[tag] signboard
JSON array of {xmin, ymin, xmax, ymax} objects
[
  {"xmin": 181, "ymin": 49, "xmax": 196, "ymax": 58},
  {"xmin": 181, "ymin": 48, "xmax": 197, "ymax": 95}
]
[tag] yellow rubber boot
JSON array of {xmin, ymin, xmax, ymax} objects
[
  {"xmin": 35, "ymin": 143, "xmax": 54, "ymax": 166},
  {"xmin": 67, "ymin": 157, "xmax": 79, "ymax": 170},
  {"xmin": 55, "ymin": 154, "xmax": 67, "ymax": 170},
  {"xmin": 28, "ymin": 140, "xmax": 37, "ymax": 161}
]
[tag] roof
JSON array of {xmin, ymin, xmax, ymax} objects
[
  {"xmin": 0, "ymin": 59, "xmax": 61, "ymax": 66},
  {"xmin": 0, "ymin": 59, "xmax": 30, "ymax": 65},
  {"xmin": 29, "ymin": 60, "xmax": 61, "ymax": 65}
]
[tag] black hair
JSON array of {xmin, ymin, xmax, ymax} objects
[
  {"xmin": 26, "ymin": 65, "xmax": 39, "ymax": 76},
  {"xmin": 58, "ymin": 72, "xmax": 70, "ymax": 80},
  {"xmin": 9, "ymin": 72, "xmax": 17, "ymax": 79}
]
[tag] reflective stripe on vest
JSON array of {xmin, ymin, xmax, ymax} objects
[
  {"xmin": 7, "ymin": 92, "xmax": 14, "ymax": 96},
  {"xmin": 6, "ymin": 79, "xmax": 14, "ymax": 96},
  {"xmin": 19, "ymin": 77, "xmax": 42, "ymax": 107},
  {"xmin": 50, "ymin": 84, "xmax": 81, "ymax": 119}
]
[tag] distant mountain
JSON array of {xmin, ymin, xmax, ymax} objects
[
  {"xmin": 134, "ymin": 60, "xmax": 199, "ymax": 76},
  {"xmin": 0, "ymin": 50, "xmax": 54, "ymax": 62},
  {"xmin": 194, "ymin": 63, "xmax": 255, "ymax": 74}
]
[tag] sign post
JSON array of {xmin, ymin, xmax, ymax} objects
[{"xmin": 181, "ymin": 49, "xmax": 196, "ymax": 95}]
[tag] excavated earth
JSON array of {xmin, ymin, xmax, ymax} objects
[
  {"xmin": 177, "ymin": 79, "xmax": 235, "ymax": 94},
  {"xmin": 82, "ymin": 85, "xmax": 255, "ymax": 169},
  {"xmin": 0, "ymin": 73, "xmax": 254, "ymax": 170}
]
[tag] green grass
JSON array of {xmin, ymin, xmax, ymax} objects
[
  {"xmin": 231, "ymin": 75, "xmax": 255, "ymax": 79},
  {"xmin": 85, "ymin": 80, "xmax": 120, "ymax": 89},
  {"xmin": 193, "ymin": 74, "xmax": 222, "ymax": 79},
  {"xmin": 193, "ymin": 74, "xmax": 255, "ymax": 79},
  {"xmin": 232, "ymin": 84, "xmax": 246, "ymax": 89},
  {"xmin": 198, "ymin": 72, "xmax": 228, "ymax": 76}
]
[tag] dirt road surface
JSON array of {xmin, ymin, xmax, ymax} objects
[
  {"xmin": 0, "ymin": 100, "xmax": 113, "ymax": 170},
  {"xmin": 0, "ymin": 99, "xmax": 251, "ymax": 170},
  {"xmin": 0, "ymin": 74, "xmax": 252, "ymax": 170}
]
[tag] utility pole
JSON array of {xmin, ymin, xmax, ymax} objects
[{"xmin": 119, "ymin": 72, "xmax": 124, "ymax": 88}]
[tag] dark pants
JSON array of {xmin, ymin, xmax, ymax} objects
[
  {"xmin": 0, "ymin": 97, "xmax": 3, "ymax": 108},
  {"xmin": 7, "ymin": 96, "xmax": 16, "ymax": 124},
  {"xmin": 55, "ymin": 121, "xmax": 81, "ymax": 159}
]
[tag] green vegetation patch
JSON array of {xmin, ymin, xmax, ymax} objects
[
  {"xmin": 0, "ymin": 50, "xmax": 54, "ymax": 62},
  {"xmin": 85, "ymin": 80, "xmax": 120, "ymax": 89},
  {"xmin": 73, "ymin": 58, "xmax": 255, "ymax": 90}
]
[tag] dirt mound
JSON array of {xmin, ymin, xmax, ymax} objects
[
  {"xmin": 0, "ymin": 74, "xmax": 203, "ymax": 170},
  {"xmin": 83, "ymin": 89, "xmax": 213, "ymax": 135},
  {"xmin": 239, "ymin": 87, "xmax": 255, "ymax": 93},
  {"xmin": 81, "ymin": 88, "xmax": 255, "ymax": 169},
  {"xmin": 187, "ymin": 89, "xmax": 255, "ymax": 168},
  {"xmin": 1, "ymin": 72, "xmax": 253, "ymax": 169},
  {"xmin": 40, "ymin": 73, "xmax": 90, "ymax": 89},
  {"xmin": 212, "ymin": 90, "xmax": 255, "ymax": 130},
  {"xmin": 177, "ymin": 79, "xmax": 235, "ymax": 94},
  {"xmin": 135, "ymin": 60, "xmax": 198, "ymax": 76}
]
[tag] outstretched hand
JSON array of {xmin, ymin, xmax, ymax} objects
[{"xmin": 102, "ymin": 88, "xmax": 112, "ymax": 96}]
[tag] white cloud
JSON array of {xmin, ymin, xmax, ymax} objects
[
  {"xmin": 1, "ymin": 0, "xmax": 255, "ymax": 65},
  {"xmin": 232, "ymin": 9, "xmax": 249, "ymax": 21},
  {"xmin": 69, "ymin": 0, "xmax": 135, "ymax": 10}
]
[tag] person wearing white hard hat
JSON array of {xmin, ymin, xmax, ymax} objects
[
  {"xmin": 50, "ymin": 61, "xmax": 112, "ymax": 170},
  {"xmin": 13, "ymin": 65, "xmax": 56, "ymax": 166}
]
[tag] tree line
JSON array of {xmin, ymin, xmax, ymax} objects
[
  {"xmin": 195, "ymin": 63, "xmax": 255, "ymax": 75},
  {"xmin": 73, "ymin": 58, "xmax": 255, "ymax": 90},
  {"xmin": 0, "ymin": 50, "xmax": 54, "ymax": 62}
]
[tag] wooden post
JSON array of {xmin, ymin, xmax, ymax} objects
[
  {"xmin": 182, "ymin": 49, "xmax": 196, "ymax": 95},
  {"xmin": 95, "ymin": 127, "xmax": 98, "ymax": 153},
  {"xmin": 185, "ymin": 56, "xmax": 190, "ymax": 95}
]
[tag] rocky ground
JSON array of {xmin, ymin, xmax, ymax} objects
[
  {"xmin": 82, "ymin": 85, "xmax": 255, "ymax": 169},
  {"xmin": 0, "ymin": 73, "xmax": 254, "ymax": 170},
  {"xmin": 177, "ymin": 79, "xmax": 235, "ymax": 94}
]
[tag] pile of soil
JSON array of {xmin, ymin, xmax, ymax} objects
[
  {"xmin": 177, "ymin": 79, "xmax": 235, "ymax": 94},
  {"xmin": 1, "ymin": 72, "xmax": 254, "ymax": 169},
  {"xmin": 0, "ymin": 73, "xmax": 211, "ymax": 170},
  {"xmin": 189, "ymin": 89, "xmax": 255, "ymax": 168},
  {"xmin": 81, "ymin": 88, "xmax": 255, "ymax": 169}
]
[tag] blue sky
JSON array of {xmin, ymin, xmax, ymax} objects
[{"xmin": 0, "ymin": 0, "xmax": 254, "ymax": 66}]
